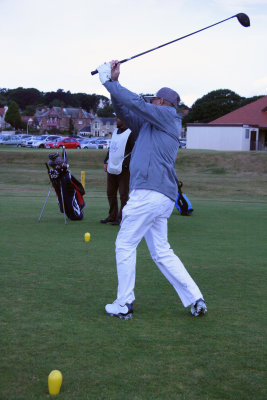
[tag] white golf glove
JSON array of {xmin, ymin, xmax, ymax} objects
[{"xmin": 97, "ymin": 63, "xmax": 111, "ymax": 84}]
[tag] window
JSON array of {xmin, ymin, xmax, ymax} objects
[{"xmin": 245, "ymin": 129, "xmax": 249, "ymax": 139}]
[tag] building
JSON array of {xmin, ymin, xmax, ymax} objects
[
  {"xmin": 91, "ymin": 116, "xmax": 116, "ymax": 137},
  {"xmin": 36, "ymin": 106, "xmax": 94, "ymax": 133},
  {"xmin": 79, "ymin": 125, "xmax": 91, "ymax": 136},
  {"xmin": 186, "ymin": 96, "xmax": 267, "ymax": 151}
]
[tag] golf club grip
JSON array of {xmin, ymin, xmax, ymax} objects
[{"xmin": 91, "ymin": 59, "xmax": 129, "ymax": 76}]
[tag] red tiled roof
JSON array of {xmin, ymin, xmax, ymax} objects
[
  {"xmin": 209, "ymin": 96, "xmax": 267, "ymax": 127},
  {"xmin": 21, "ymin": 116, "xmax": 34, "ymax": 122}
]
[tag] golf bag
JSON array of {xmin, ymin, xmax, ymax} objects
[
  {"xmin": 175, "ymin": 180, "xmax": 193, "ymax": 216},
  {"xmin": 46, "ymin": 151, "xmax": 86, "ymax": 220}
]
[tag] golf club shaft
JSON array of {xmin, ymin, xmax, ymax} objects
[
  {"xmin": 38, "ymin": 185, "xmax": 53, "ymax": 222},
  {"xmin": 60, "ymin": 181, "xmax": 67, "ymax": 225},
  {"xmin": 91, "ymin": 14, "xmax": 237, "ymax": 75}
]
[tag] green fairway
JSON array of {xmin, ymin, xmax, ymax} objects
[{"xmin": 0, "ymin": 148, "xmax": 267, "ymax": 399}]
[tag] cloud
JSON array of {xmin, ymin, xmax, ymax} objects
[{"xmin": 212, "ymin": 0, "xmax": 267, "ymax": 6}]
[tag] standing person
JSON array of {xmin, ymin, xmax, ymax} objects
[
  {"xmin": 96, "ymin": 60, "xmax": 207, "ymax": 319},
  {"xmin": 100, "ymin": 116, "xmax": 137, "ymax": 225}
]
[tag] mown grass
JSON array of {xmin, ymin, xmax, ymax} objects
[{"xmin": 0, "ymin": 148, "xmax": 267, "ymax": 399}]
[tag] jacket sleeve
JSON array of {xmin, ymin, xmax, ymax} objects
[
  {"xmin": 104, "ymin": 150, "xmax": 109, "ymax": 164},
  {"xmin": 104, "ymin": 81, "xmax": 179, "ymax": 137},
  {"xmin": 111, "ymin": 94, "xmax": 144, "ymax": 134}
]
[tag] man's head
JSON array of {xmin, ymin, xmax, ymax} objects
[
  {"xmin": 115, "ymin": 116, "xmax": 127, "ymax": 130},
  {"xmin": 146, "ymin": 87, "xmax": 180, "ymax": 108}
]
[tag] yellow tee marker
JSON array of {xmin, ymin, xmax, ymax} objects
[
  {"xmin": 48, "ymin": 370, "xmax": 63, "ymax": 395},
  {"xmin": 84, "ymin": 232, "xmax": 91, "ymax": 242}
]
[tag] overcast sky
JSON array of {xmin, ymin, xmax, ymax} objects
[{"xmin": 1, "ymin": 0, "xmax": 266, "ymax": 106}]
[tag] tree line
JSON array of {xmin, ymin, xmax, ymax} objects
[
  {"xmin": 182, "ymin": 89, "xmax": 263, "ymax": 125},
  {"xmin": 1, "ymin": 86, "xmax": 263, "ymax": 130},
  {"xmin": 0, "ymin": 87, "xmax": 111, "ymax": 116}
]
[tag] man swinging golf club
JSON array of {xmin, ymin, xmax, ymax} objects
[{"xmin": 97, "ymin": 60, "xmax": 207, "ymax": 319}]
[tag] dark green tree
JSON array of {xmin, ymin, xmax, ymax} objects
[
  {"xmin": 0, "ymin": 87, "xmax": 112, "ymax": 115},
  {"xmin": 5, "ymin": 101, "xmax": 22, "ymax": 129},
  {"xmin": 76, "ymin": 93, "xmax": 110, "ymax": 113},
  {"xmin": 49, "ymin": 99, "xmax": 65, "ymax": 108},
  {"xmin": 97, "ymin": 104, "xmax": 114, "ymax": 117},
  {"xmin": 5, "ymin": 87, "xmax": 43, "ymax": 110},
  {"xmin": 21, "ymin": 105, "xmax": 36, "ymax": 116},
  {"xmin": 177, "ymin": 102, "xmax": 190, "ymax": 114},
  {"xmin": 72, "ymin": 93, "xmax": 92, "ymax": 110},
  {"xmin": 0, "ymin": 89, "xmax": 7, "ymax": 107},
  {"xmin": 183, "ymin": 90, "xmax": 264, "ymax": 125},
  {"xmin": 69, "ymin": 118, "xmax": 74, "ymax": 134},
  {"xmin": 183, "ymin": 89, "xmax": 243, "ymax": 124},
  {"xmin": 238, "ymin": 95, "xmax": 264, "ymax": 107}
]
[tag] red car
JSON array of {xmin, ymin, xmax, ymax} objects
[
  {"xmin": 47, "ymin": 138, "xmax": 81, "ymax": 149},
  {"xmin": 44, "ymin": 138, "xmax": 62, "ymax": 149}
]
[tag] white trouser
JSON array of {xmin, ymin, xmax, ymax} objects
[{"xmin": 115, "ymin": 189, "xmax": 203, "ymax": 308}]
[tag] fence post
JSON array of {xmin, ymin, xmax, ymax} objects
[{"xmin": 81, "ymin": 171, "xmax": 85, "ymax": 189}]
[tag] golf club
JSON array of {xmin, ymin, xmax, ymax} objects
[
  {"xmin": 60, "ymin": 181, "xmax": 67, "ymax": 225},
  {"xmin": 38, "ymin": 184, "xmax": 53, "ymax": 222},
  {"xmin": 91, "ymin": 13, "xmax": 250, "ymax": 75}
]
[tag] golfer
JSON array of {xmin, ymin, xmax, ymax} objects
[{"xmin": 97, "ymin": 60, "xmax": 207, "ymax": 319}]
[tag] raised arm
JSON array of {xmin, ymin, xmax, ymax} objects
[
  {"xmin": 111, "ymin": 94, "xmax": 144, "ymax": 134},
  {"xmin": 106, "ymin": 80, "xmax": 179, "ymax": 138},
  {"xmin": 97, "ymin": 60, "xmax": 180, "ymax": 138}
]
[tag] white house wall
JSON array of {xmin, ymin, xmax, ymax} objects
[{"xmin": 187, "ymin": 126, "xmax": 252, "ymax": 151}]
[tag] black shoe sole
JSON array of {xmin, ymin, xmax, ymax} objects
[{"xmin": 107, "ymin": 312, "xmax": 133, "ymax": 320}]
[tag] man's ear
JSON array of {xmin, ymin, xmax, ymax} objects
[{"xmin": 159, "ymin": 98, "xmax": 164, "ymax": 105}]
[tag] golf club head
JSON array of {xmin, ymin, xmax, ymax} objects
[{"xmin": 236, "ymin": 13, "xmax": 250, "ymax": 27}]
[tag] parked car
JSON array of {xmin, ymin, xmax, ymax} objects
[
  {"xmin": 0, "ymin": 134, "xmax": 15, "ymax": 144},
  {"xmin": 0, "ymin": 135, "xmax": 4, "ymax": 144},
  {"xmin": 71, "ymin": 135, "xmax": 84, "ymax": 140},
  {"xmin": 86, "ymin": 138, "xmax": 101, "ymax": 143},
  {"xmin": 78, "ymin": 138, "xmax": 98, "ymax": 149},
  {"xmin": 25, "ymin": 134, "xmax": 49, "ymax": 147},
  {"xmin": 49, "ymin": 137, "xmax": 81, "ymax": 149},
  {"xmin": 45, "ymin": 137, "xmax": 65, "ymax": 149},
  {"xmin": 20, "ymin": 135, "xmax": 36, "ymax": 147},
  {"xmin": 179, "ymin": 140, "xmax": 186, "ymax": 149},
  {"xmin": 0, "ymin": 135, "xmax": 20, "ymax": 146},
  {"xmin": 95, "ymin": 140, "xmax": 110, "ymax": 149},
  {"xmin": 28, "ymin": 135, "xmax": 62, "ymax": 148}
]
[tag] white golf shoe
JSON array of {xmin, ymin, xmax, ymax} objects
[
  {"xmin": 105, "ymin": 302, "xmax": 133, "ymax": 320},
  {"xmin": 191, "ymin": 299, "xmax": 207, "ymax": 316}
]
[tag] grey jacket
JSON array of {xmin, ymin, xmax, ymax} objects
[{"xmin": 104, "ymin": 81, "xmax": 181, "ymax": 201}]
